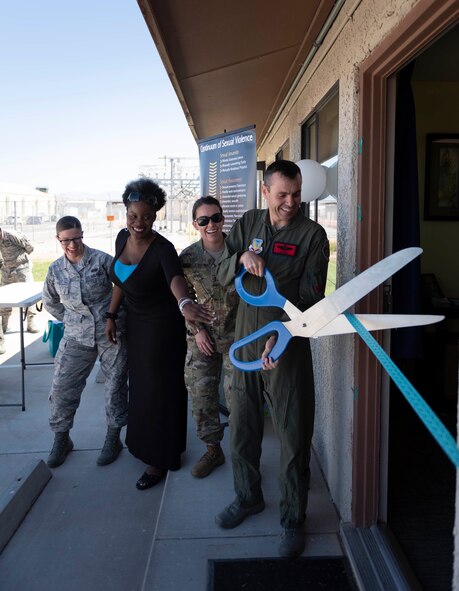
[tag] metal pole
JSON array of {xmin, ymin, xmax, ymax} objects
[
  {"xmin": 108, "ymin": 195, "xmax": 113, "ymax": 252},
  {"xmin": 169, "ymin": 157, "xmax": 174, "ymax": 233}
]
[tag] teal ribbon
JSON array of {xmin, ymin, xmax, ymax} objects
[{"xmin": 345, "ymin": 312, "xmax": 459, "ymax": 468}]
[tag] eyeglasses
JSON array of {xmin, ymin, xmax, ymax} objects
[
  {"xmin": 58, "ymin": 235, "xmax": 84, "ymax": 246},
  {"xmin": 194, "ymin": 212, "xmax": 223, "ymax": 227},
  {"xmin": 127, "ymin": 192, "xmax": 157, "ymax": 206}
]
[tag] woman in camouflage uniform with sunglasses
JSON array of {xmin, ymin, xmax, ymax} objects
[{"xmin": 180, "ymin": 197, "xmax": 238, "ymax": 478}]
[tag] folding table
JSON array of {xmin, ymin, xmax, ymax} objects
[{"xmin": 0, "ymin": 282, "xmax": 48, "ymax": 410}]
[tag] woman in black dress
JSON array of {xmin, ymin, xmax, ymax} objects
[{"xmin": 105, "ymin": 179, "xmax": 214, "ymax": 490}]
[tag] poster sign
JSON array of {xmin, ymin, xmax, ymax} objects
[{"xmin": 198, "ymin": 126, "xmax": 256, "ymax": 231}]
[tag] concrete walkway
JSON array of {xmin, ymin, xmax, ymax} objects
[{"xmin": 0, "ymin": 309, "xmax": 343, "ymax": 591}]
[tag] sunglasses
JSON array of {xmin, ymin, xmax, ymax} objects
[
  {"xmin": 58, "ymin": 235, "xmax": 84, "ymax": 246},
  {"xmin": 127, "ymin": 192, "xmax": 158, "ymax": 206},
  {"xmin": 194, "ymin": 212, "xmax": 223, "ymax": 227}
]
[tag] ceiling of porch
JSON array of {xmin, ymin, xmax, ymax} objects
[{"xmin": 137, "ymin": 0, "xmax": 340, "ymax": 144}]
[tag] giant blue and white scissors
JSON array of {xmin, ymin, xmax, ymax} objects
[
  {"xmin": 230, "ymin": 248, "xmax": 459, "ymax": 467},
  {"xmin": 230, "ymin": 247, "xmax": 443, "ymax": 372}
]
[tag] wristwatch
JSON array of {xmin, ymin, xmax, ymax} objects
[{"xmin": 105, "ymin": 312, "xmax": 118, "ymax": 320}]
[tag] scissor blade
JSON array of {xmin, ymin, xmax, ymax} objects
[
  {"xmin": 312, "ymin": 313, "xmax": 444, "ymax": 337},
  {"xmin": 285, "ymin": 247, "xmax": 423, "ymax": 338}
]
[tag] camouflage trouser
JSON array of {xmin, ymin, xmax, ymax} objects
[
  {"xmin": 185, "ymin": 338, "xmax": 232, "ymax": 445},
  {"xmin": 0, "ymin": 267, "xmax": 37, "ymax": 327},
  {"xmin": 49, "ymin": 336, "xmax": 129, "ymax": 433}
]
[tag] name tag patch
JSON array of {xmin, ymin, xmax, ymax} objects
[{"xmin": 273, "ymin": 242, "xmax": 297, "ymax": 256}]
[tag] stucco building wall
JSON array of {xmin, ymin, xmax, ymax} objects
[{"xmin": 257, "ymin": 0, "xmax": 423, "ymax": 521}]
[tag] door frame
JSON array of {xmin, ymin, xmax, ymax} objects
[{"xmin": 353, "ymin": 0, "xmax": 459, "ymax": 527}]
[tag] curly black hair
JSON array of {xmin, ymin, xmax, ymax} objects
[{"xmin": 122, "ymin": 178, "xmax": 166, "ymax": 212}]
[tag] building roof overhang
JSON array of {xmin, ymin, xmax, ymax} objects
[{"xmin": 137, "ymin": 0, "xmax": 340, "ymax": 146}]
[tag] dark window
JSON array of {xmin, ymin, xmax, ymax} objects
[{"xmin": 301, "ymin": 87, "xmax": 338, "ymax": 294}]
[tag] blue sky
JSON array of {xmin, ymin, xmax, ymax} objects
[{"xmin": 0, "ymin": 1, "xmax": 198, "ymax": 196}]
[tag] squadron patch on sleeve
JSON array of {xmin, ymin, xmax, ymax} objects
[
  {"xmin": 273, "ymin": 242, "xmax": 297, "ymax": 256},
  {"xmin": 248, "ymin": 238, "xmax": 263, "ymax": 254}
]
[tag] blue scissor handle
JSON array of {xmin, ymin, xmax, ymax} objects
[
  {"xmin": 235, "ymin": 266, "xmax": 287, "ymax": 309},
  {"xmin": 229, "ymin": 320, "xmax": 292, "ymax": 372}
]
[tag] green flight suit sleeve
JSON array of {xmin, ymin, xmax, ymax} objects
[
  {"xmin": 216, "ymin": 216, "xmax": 246, "ymax": 286},
  {"xmin": 297, "ymin": 227, "xmax": 329, "ymax": 311}
]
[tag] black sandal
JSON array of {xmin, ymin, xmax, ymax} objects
[{"xmin": 136, "ymin": 470, "xmax": 165, "ymax": 490}]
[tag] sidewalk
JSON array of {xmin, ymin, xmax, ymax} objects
[{"xmin": 0, "ymin": 309, "xmax": 344, "ymax": 591}]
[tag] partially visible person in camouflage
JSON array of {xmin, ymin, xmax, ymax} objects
[
  {"xmin": 180, "ymin": 197, "xmax": 239, "ymax": 478},
  {"xmin": 0, "ymin": 249, "xmax": 4, "ymax": 354},
  {"xmin": 42, "ymin": 216, "xmax": 128, "ymax": 469},
  {"xmin": 0, "ymin": 226, "xmax": 39, "ymax": 346}
]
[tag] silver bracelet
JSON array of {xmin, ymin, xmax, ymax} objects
[{"xmin": 178, "ymin": 298, "xmax": 194, "ymax": 315}]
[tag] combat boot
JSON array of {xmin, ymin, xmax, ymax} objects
[
  {"xmin": 0, "ymin": 336, "xmax": 5, "ymax": 355},
  {"xmin": 47, "ymin": 432, "xmax": 74, "ymax": 468},
  {"xmin": 97, "ymin": 426, "xmax": 123, "ymax": 466},
  {"xmin": 27, "ymin": 317, "xmax": 40, "ymax": 333},
  {"xmin": 191, "ymin": 443, "xmax": 225, "ymax": 478}
]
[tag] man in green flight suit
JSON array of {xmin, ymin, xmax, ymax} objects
[{"xmin": 215, "ymin": 160, "xmax": 329, "ymax": 558}]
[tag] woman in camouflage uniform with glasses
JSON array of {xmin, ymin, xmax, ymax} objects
[{"xmin": 43, "ymin": 216, "xmax": 129, "ymax": 469}]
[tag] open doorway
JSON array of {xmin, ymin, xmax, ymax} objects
[{"xmin": 386, "ymin": 24, "xmax": 459, "ymax": 590}]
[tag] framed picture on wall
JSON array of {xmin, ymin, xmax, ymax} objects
[{"xmin": 424, "ymin": 133, "xmax": 459, "ymax": 220}]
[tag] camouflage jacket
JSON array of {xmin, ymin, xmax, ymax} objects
[
  {"xmin": 0, "ymin": 228, "xmax": 33, "ymax": 276},
  {"xmin": 180, "ymin": 239, "xmax": 238, "ymax": 350},
  {"xmin": 43, "ymin": 245, "xmax": 125, "ymax": 347}
]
